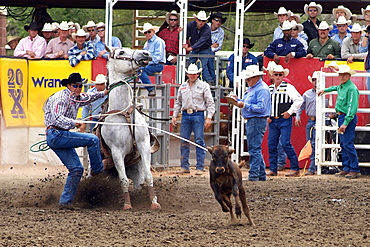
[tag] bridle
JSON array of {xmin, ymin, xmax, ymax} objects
[{"xmin": 112, "ymin": 49, "xmax": 138, "ymax": 72}]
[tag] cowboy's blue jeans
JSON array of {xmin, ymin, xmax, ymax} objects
[
  {"xmin": 139, "ymin": 63, "xmax": 164, "ymax": 92},
  {"xmin": 205, "ymin": 50, "xmax": 216, "ymax": 83},
  {"xmin": 268, "ymin": 118, "xmax": 299, "ymax": 173},
  {"xmin": 277, "ymin": 140, "xmax": 287, "ymax": 168},
  {"xmin": 189, "ymin": 48, "xmax": 213, "ymax": 82},
  {"xmin": 180, "ymin": 111, "xmax": 206, "ymax": 171},
  {"xmin": 46, "ymin": 129, "xmax": 104, "ymax": 205},
  {"xmin": 338, "ymin": 114, "xmax": 360, "ymax": 173},
  {"xmin": 306, "ymin": 119, "xmax": 316, "ymax": 172},
  {"xmin": 245, "ymin": 117, "xmax": 267, "ymax": 181}
]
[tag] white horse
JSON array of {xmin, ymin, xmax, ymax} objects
[{"xmin": 100, "ymin": 47, "xmax": 161, "ymax": 210}]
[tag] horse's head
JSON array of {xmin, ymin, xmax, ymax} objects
[{"xmin": 106, "ymin": 46, "xmax": 152, "ymax": 70}]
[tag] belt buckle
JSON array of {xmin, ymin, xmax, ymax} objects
[{"xmin": 187, "ymin": 109, "xmax": 193, "ymax": 114}]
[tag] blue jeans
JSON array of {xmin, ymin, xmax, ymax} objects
[
  {"xmin": 180, "ymin": 111, "xmax": 206, "ymax": 170},
  {"xmin": 268, "ymin": 118, "xmax": 299, "ymax": 173},
  {"xmin": 306, "ymin": 119, "xmax": 316, "ymax": 172},
  {"xmin": 277, "ymin": 139, "xmax": 287, "ymax": 168},
  {"xmin": 189, "ymin": 48, "xmax": 213, "ymax": 82},
  {"xmin": 205, "ymin": 50, "xmax": 216, "ymax": 83},
  {"xmin": 366, "ymin": 69, "xmax": 370, "ymax": 103},
  {"xmin": 46, "ymin": 129, "xmax": 104, "ymax": 205},
  {"xmin": 138, "ymin": 63, "xmax": 164, "ymax": 92},
  {"xmin": 245, "ymin": 118, "xmax": 267, "ymax": 181},
  {"xmin": 338, "ymin": 114, "xmax": 360, "ymax": 172}
]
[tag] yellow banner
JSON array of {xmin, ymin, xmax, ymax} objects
[
  {"xmin": 324, "ymin": 60, "xmax": 365, "ymax": 71},
  {"xmin": 0, "ymin": 58, "xmax": 29, "ymax": 127},
  {"xmin": 28, "ymin": 60, "xmax": 92, "ymax": 127}
]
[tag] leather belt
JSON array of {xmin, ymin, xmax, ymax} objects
[
  {"xmin": 183, "ymin": 109, "xmax": 204, "ymax": 114},
  {"xmin": 337, "ymin": 112, "xmax": 345, "ymax": 115},
  {"xmin": 46, "ymin": 125, "xmax": 68, "ymax": 131},
  {"xmin": 245, "ymin": 116, "xmax": 268, "ymax": 120},
  {"xmin": 309, "ymin": 116, "xmax": 316, "ymax": 121}
]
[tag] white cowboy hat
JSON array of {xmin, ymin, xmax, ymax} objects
[
  {"xmin": 68, "ymin": 21, "xmax": 80, "ymax": 31},
  {"xmin": 96, "ymin": 22, "xmax": 105, "ymax": 28},
  {"xmin": 362, "ymin": 5, "xmax": 370, "ymax": 16},
  {"xmin": 335, "ymin": 64, "xmax": 356, "ymax": 75},
  {"xmin": 349, "ymin": 23, "xmax": 362, "ymax": 33},
  {"xmin": 263, "ymin": 61, "xmax": 277, "ymax": 76},
  {"xmin": 166, "ymin": 10, "xmax": 180, "ymax": 24},
  {"xmin": 72, "ymin": 29, "xmax": 89, "ymax": 39},
  {"xmin": 288, "ymin": 11, "xmax": 301, "ymax": 23},
  {"xmin": 274, "ymin": 7, "xmax": 291, "ymax": 17},
  {"xmin": 280, "ymin": 20, "xmax": 292, "ymax": 31},
  {"xmin": 308, "ymin": 71, "xmax": 319, "ymax": 83},
  {"xmin": 51, "ymin": 22, "xmax": 59, "ymax": 31},
  {"xmin": 91, "ymin": 74, "xmax": 107, "ymax": 84},
  {"xmin": 42, "ymin": 23, "xmax": 53, "ymax": 32},
  {"xmin": 83, "ymin": 21, "xmax": 96, "ymax": 31},
  {"xmin": 140, "ymin": 22, "xmax": 159, "ymax": 33},
  {"xmin": 318, "ymin": 21, "xmax": 333, "ymax": 31},
  {"xmin": 334, "ymin": 16, "xmax": 351, "ymax": 26},
  {"xmin": 241, "ymin": 65, "xmax": 265, "ymax": 79},
  {"xmin": 290, "ymin": 20, "xmax": 303, "ymax": 32},
  {"xmin": 193, "ymin": 10, "xmax": 209, "ymax": 21},
  {"xmin": 332, "ymin": 5, "xmax": 352, "ymax": 20},
  {"xmin": 303, "ymin": 2, "xmax": 323, "ymax": 16},
  {"xmin": 58, "ymin": 21, "xmax": 69, "ymax": 31},
  {"xmin": 272, "ymin": 65, "xmax": 290, "ymax": 77},
  {"xmin": 185, "ymin": 64, "xmax": 202, "ymax": 74}
]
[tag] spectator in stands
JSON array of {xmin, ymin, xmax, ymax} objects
[
  {"xmin": 361, "ymin": 6, "xmax": 370, "ymax": 29},
  {"xmin": 226, "ymin": 38, "xmax": 258, "ymax": 89},
  {"xmin": 94, "ymin": 22, "xmax": 122, "ymax": 59},
  {"xmin": 6, "ymin": 36, "xmax": 21, "ymax": 56},
  {"xmin": 264, "ymin": 20, "xmax": 306, "ymax": 64},
  {"xmin": 183, "ymin": 10, "xmax": 213, "ymax": 84},
  {"xmin": 138, "ymin": 22, "xmax": 166, "ymax": 97},
  {"xmin": 295, "ymin": 71, "xmax": 319, "ymax": 175},
  {"xmin": 68, "ymin": 29, "xmax": 94, "ymax": 67},
  {"xmin": 206, "ymin": 12, "xmax": 226, "ymax": 85},
  {"xmin": 172, "ymin": 64, "xmax": 215, "ymax": 175},
  {"xmin": 273, "ymin": 7, "xmax": 291, "ymax": 41},
  {"xmin": 51, "ymin": 22, "xmax": 59, "ymax": 38},
  {"xmin": 290, "ymin": 20, "xmax": 308, "ymax": 52},
  {"xmin": 45, "ymin": 21, "xmax": 74, "ymax": 59},
  {"xmin": 83, "ymin": 21, "xmax": 100, "ymax": 46},
  {"xmin": 41, "ymin": 23, "xmax": 54, "ymax": 43},
  {"xmin": 341, "ymin": 23, "xmax": 367, "ymax": 63},
  {"xmin": 306, "ymin": 21, "xmax": 341, "ymax": 59},
  {"xmin": 330, "ymin": 5, "xmax": 352, "ymax": 37},
  {"xmin": 318, "ymin": 65, "xmax": 360, "ymax": 179},
  {"xmin": 14, "ymin": 21, "xmax": 47, "ymax": 59},
  {"xmin": 267, "ymin": 65, "xmax": 303, "ymax": 177},
  {"xmin": 157, "ymin": 10, "xmax": 181, "ymax": 65},
  {"xmin": 288, "ymin": 12, "xmax": 308, "ymax": 42},
  {"xmin": 302, "ymin": 2, "xmax": 322, "ymax": 44},
  {"xmin": 331, "ymin": 16, "xmax": 351, "ymax": 46},
  {"xmin": 68, "ymin": 22, "xmax": 80, "ymax": 42}
]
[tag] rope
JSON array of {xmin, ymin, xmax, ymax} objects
[{"xmin": 30, "ymin": 140, "xmax": 50, "ymax": 152}]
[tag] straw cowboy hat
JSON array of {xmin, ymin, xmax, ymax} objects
[
  {"xmin": 91, "ymin": 74, "xmax": 107, "ymax": 85},
  {"xmin": 318, "ymin": 21, "xmax": 333, "ymax": 31},
  {"xmin": 42, "ymin": 23, "xmax": 53, "ymax": 32},
  {"xmin": 243, "ymin": 38, "xmax": 254, "ymax": 49},
  {"xmin": 6, "ymin": 36, "xmax": 21, "ymax": 45},
  {"xmin": 272, "ymin": 65, "xmax": 290, "ymax": 77},
  {"xmin": 303, "ymin": 2, "xmax": 322, "ymax": 16},
  {"xmin": 241, "ymin": 65, "xmax": 265, "ymax": 79},
  {"xmin": 61, "ymin": 73, "xmax": 87, "ymax": 86},
  {"xmin": 96, "ymin": 22, "xmax": 105, "ymax": 28},
  {"xmin": 83, "ymin": 21, "xmax": 96, "ymax": 31},
  {"xmin": 193, "ymin": 10, "xmax": 209, "ymax": 21},
  {"xmin": 58, "ymin": 21, "xmax": 69, "ymax": 31},
  {"xmin": 274, "ymin": 7, "xmax": 291, "ymax": 17},
  {"xmin": 332, "ymin": 5, "xmax": 352, "ymax": 20},
  {"xmin": 308, "ymin": 71, "xmax": 319, "ymax": 83},
  {"xmin": 24, "ymin": 21, "xmax": 40, "ymax": 32},
  {"xmin": 263, "ymin": 61, "xmax": 277, "ymax": 76},
  {"xmin": 288, "ymin": 11, "xmax": 301, "ymax": 23},
  {"xmin": 335, "ymin": 64, "xmax": 356, "ymax": 75},
  {"xmin": 290, "ymin": 20, "xmax": 303, "ymax": 32},
  {"xmin": 140, "ymin": 22, "xmax": 159, "ymax": 33},
  {"xmin": 165, "ymin": 10, "xmax": 180, "ymax": 24},
  {"xmin": 71, "ymin": 29, "xmax": 89, "ymax": 39},
  {"xmin": 362, "ymin": 5, "xmax": 370, "ymax": 16},
  {"xmin": 334, "ymin": 16, "xmax": 351, "ymax": 26},
  {"xmin": 280, "ymin": 20, "xmax": 293, "ymax": 31},
  {"xmin": 209, "ymin": 12, "xmax": 227, "ymax": 24},
  {"xmin": 68, "ymin": 21, "xmax": 80, "ymax": 31},
  {"xmin": 349, "ymin": 23, "xmax": 362, "ymax": 33},
  {"xmin": 185, "ymin": 64, "xmax": 202, "ymax": 74}
]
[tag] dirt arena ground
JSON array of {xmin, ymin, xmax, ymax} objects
[{"xmin": 0, "ymin": 164, "xmax": 369, "ymax": 247}]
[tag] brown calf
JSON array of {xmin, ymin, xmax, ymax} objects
[{"xmin": 207, "ymin": 145, "xmax": 255, "ymax": 226}]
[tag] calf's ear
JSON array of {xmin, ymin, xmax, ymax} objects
[
  {"xmin": 228, "ymin": 148, "xmax": 235, "ymax": 155},
  {"xmin": 207, "ymin": 146, "xmax": 213, "ymax": 153}
]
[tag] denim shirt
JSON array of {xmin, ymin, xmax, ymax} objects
[
  {"xmin": 143, "ymin": 34, "xmax": 166, "ymax": 65},
  {"xmin": 240, "ymin": 79, "xmax": 271, "ymax": 119}
]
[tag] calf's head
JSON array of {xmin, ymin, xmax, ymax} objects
[{"xmin": 207, "ymin": 145, "xmax": 235, "ymax": 174}]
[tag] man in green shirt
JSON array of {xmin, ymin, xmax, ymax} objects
[{"xmin": 318, "ymin": 64, "xmax": 360, "ymax": 179}]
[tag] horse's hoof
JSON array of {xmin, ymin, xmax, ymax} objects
[
  {"xmin": 151, "ymin": 203, "xmax": 161, "ymax": 210},
  {"xmin": 123, "ymin": 204, "xmax": 132, "ymax": 210}
]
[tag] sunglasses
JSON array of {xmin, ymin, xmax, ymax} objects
[
  {"xmin": 274, "ymin": 73, "xmax": 284, "ymax": 77},
  {"xmin": 97, "ymin": 28, "xmax": 105, "ymax": 32},
  {"xmin": 72, "ymin": 84, "xmax": 83, "ymax": 88},
  {"xmin": 309, "ymin": 9, "xmax": 318, "ymax": 12},
  {"xmin": 144, "ymin": 30, "xmax": 152, "ymax": 34},
  {"xmin": 53, "ymin": 31, "xmax": 58, "ymax": 33},
  {"xmin": 169, "ymin": 18, "xmax": 178, "ymax": 21},
  {"xmin": 87, "ymin": 29, "xmax": 95, "ymax": 32},
  {"xmin": 213, "ymin": 18, "xmax": 222, "ymax": 22},
  {"xmin": 292, "ymin": 28, "xmax": 298, "ymax": 31},
  {"xmin": 198, "ymin": 19, "xmax": 207, "ymax": 22},
  {"xmin": 243, "ymin": 45, "xmax": 250, "ymax": 48},
  {"xmin": 337, "ymin": 25, "xmax": 347, "ymax": 27}
]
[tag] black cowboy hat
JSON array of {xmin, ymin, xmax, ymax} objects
[
  {"xmin": 243, "ymin": 38, "xmax": 254, "ymax": 49},
  {"xmin": 24, "ymin": 22, "xmax": 41, "ymax": 32},
  {"xmin": 209, "ymin": 12, "xmax": 227, "ymax": 24},
  {"xmin": 60, "ymin": 73, "xmax": 87, "ymax": 86}
]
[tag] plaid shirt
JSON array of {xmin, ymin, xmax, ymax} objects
[
  {"xmin": 68, "ymin": 42, "xmax": 95, "ymax": 67},
  {"xmin": 157, "ymin": 26, "xmax": 180, "ymax": 55},
  {"xmin": 44, "ymin": 88, "xmax": 105, "ymax": 130}
]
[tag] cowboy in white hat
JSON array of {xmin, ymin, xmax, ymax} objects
[
  {"xmin": 229, "ymin": 65, "xmax": 271, "ymax": 181},
  {"xmin": 45, "ymin": 21, "xmax": 74, "ymax": 59},
  {"xmin": 183, "ymin": 11, "xmax": 213, "ymax": 84},
  {"xmin": 362, "ymin": 5, "xmax": 370, "ymax": 28},
  {"xmin": 157, "ymin": 10, "xmax": 181, "ymax": 65},
  {"xmin": 83, "ymin": 21, "xmax": 100, "ymax": 45},
  {"xmin": 94, "ymin": 22, "xmax": 122, "ymax": 59},
  {"xmin": 14, "ymin": 21, "xmax": 47, "ymax": 59},
  {"xmin": 267, "ymin": 64, "xmax": 303, "ymax": 177},
  {"xmin": 172, "ymin": 63, "xmax": 215, "ymax": 175},
  {"xmin": 342, "ymin": 23, "xmax": 367, "ymax": 63},
  {"xmin": 81, "ymin": 74, "xmax": 108, "ymax": 133},
  {"xmin": 273, "ymin": 7, "xmax": 291, "ymax": 41},
  {"xmin": 68, "ymin": 29, "xmax": 95, "ymax": 67},
  {"xmin": 318, "ymin": 65, "xmax": 360, "ymax": 179},
  {"xmin": 51, "ymin": 22, "xmax": 60, "ymax": 38},
  {"xmin": 330, "ymin": 5, "xmax": 353, "ymax": 37},
  {"xmin": 306, "ymin": 21, "xmax": 341, "ymax": 59},
  {"xmin": 41, "ymin": 23, "xmax": 54, "ymax": 43},
  {"xmin": 331, "ymin": 16, "xmax": 351, "ymax": 46},
  {"xmin": 302, "ymin": 2, "xmax": 323, "ymax": 43},
  {"xmin": 137, "ymin": 22, "xmax": 166, "ymax": 97},
  {"xmin": 290, "ymin": 20, "xmax": 308, "ymax": 52}
]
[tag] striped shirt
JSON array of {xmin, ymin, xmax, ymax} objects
[
  {"xmin": 68, "ymin": 42, "xmax": 95, "ymax": 67},
  {"xmin": 44, "ymin": 88, "xmax": 105, "ymax": 130},
  {"xmin": 208, "ymin": 23, "xmax": 224, "ymax": 52},
  {"xmin": 269, "ymin": 81, "xmax": 303, "ymax": 117},
  {"xmin": 157, "ymin": 26, "xmax": 180, "ymax": 55}
]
